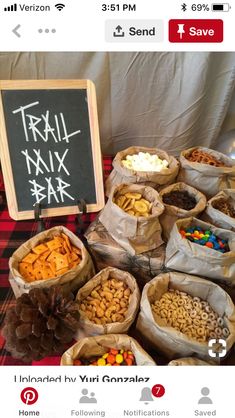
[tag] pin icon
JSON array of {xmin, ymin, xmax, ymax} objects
[
  {"xmin": 177, "ymin": 24, "xmax": 185, "ymax": 39},
  {"xmin": 21, "ymin": 387, "xmax": 39, "ymax": 405}
]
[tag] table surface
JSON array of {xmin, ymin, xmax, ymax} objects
[{"xmin": 0, "ymin": 157, "xmax": 112, "ymax": 365}]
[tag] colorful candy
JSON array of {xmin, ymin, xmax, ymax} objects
[
  {"xmin": 180, "ymin": 227, "xmax": 230, "ymax": 253},
  {"xmin": 73, "ymin": 349, "xmax": 136, "ymax": 366}
]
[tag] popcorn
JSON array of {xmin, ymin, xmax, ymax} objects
[{"xmin": 122, "ymin": 152, "xmax": 169, "ymax": 172}]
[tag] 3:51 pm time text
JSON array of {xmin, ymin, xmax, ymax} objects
[{"xmin": 101, "ymin": 3, "xmax": 136, "ymax": 12}]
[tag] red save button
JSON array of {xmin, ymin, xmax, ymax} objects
[{"xmin": 169, "ymin": 19, "xmax": 223, "ymax": 43}]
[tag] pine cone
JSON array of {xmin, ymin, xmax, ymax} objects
[{"xmin": 2, "ymin": 286, "xmax": 80, "ymax": 362}]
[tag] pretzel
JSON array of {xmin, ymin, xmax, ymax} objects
[{"xmin": 187, "ymin": 149, "xmax": 226, "ymax": 167}]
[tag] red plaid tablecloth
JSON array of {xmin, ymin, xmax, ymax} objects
[{"xmin": 0, "ymin": 156, "xmax": 112, "ymax": 365}]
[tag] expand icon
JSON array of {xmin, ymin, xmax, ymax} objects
[{"xmin": 208, "ymin": 338, "xmax": 227, "ymax": 358}]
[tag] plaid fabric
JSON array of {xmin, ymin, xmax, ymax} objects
[{"xmin": 0, "ymin": 156, "xmax": 112, "ymax": 365}]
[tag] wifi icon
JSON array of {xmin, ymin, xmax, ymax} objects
[{"xmin": 55, "ymin": 3, "xmax": 65, "ymax": 11}]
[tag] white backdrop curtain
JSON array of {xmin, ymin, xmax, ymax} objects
[{"xmin": 0, "ymin": 52, "xmax": 235, "ymax": 155}]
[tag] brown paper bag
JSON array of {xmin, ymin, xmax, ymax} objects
[
  {"xmin": 203, "ymin": 190, "xmax": 235, "ymax": 232},
  {"xmin": 159, "ymin": 182, "xmax": 207, "ymax": 241},
  {"xmin": 60, "ymin": 334, "xmax": 156, "ymax": 365},
  {"xmin": 136, "ymin": 271, "xmax": 235, "ymax": 361},
  {"xmin": 165, "ymin": 217, "xmax": 235, "ymax": 284},
  {"xmin": 75, "ymin": 267, "xmax": 140, "ymax": 339},
  {"xmin": 168, "ymin": 358, "xmax": 211, "ymax": 366},
  {"xmin": 177, "ymin": 147, "xmax": 235, "ymax": 198},
  {"xmin": 99, "ymin": 183, "xmax": 164, "ymax": 255},
  {"xmin": 85, "ymin": 216, "xmax": 166, "ymax": 288},
  {"xmin": 9, "ymin": 226, "xmax": 95, "ymax": 298},
  {"xmin": 105, "ymin": 146, "xmax": 179, "ymax": 197}
]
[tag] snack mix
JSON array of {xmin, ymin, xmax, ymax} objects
[{"xmin": 212, "ymin": 198, "xmax": 235, "ymax": 218}]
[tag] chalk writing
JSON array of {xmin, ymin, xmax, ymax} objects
[{"xmin": 13, "ymin": 100, "xmax": 81, "ymax": 206}]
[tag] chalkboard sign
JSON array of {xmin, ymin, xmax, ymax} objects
[{"xmin": 0, "ymin": 80, "xmax": 104, "ymax": 220}]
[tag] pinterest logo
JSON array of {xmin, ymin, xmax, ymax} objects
[{"xmin": 21, "ymin": 387, "xmax": 39, "ymax": 405}]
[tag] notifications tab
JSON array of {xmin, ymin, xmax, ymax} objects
[{"xmin": 169, "ymin": 19, "xmax": 223, "ymax": 43}]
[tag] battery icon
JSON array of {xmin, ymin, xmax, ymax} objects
[{"xmin": 212, "ymin": 3, "xmax": 231, "ymax": 11}]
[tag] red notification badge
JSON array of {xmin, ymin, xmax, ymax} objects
[{"xmin": 152, "ymin": 384, "xmax": 165, "ymax": 398}]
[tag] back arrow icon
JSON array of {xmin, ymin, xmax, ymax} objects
[{"xmin": 12, "ymin": 24, "xmax": 21, "ymax": 38}]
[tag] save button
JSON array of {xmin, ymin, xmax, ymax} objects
[{"xmin": 169, "ymin": 19, "xmax": 223, "ymax": 43}]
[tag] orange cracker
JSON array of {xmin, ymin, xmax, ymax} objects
[
  {"xmin": 46, "ymin": 239, "xmax": 62, "ymax": 252},
  {"xmin": 61, "ymin": 233, "xmax": 72, "ymax": 251},
  {"xmin": 47, "ymin": 250, "xmax": 69, "ymax": 271},
  {"xmin": 32, "ymin": 243, "xmax": 48, "ymax": 255},
  {"xmin": 48, "ymin": 260, "xmax": 57, "ymax": 276},
  {"xmin": 33, "ymin": 267, "xmax": 44, "ymax": 281},
  {"xmin": 55, "ymin": 267, "xmax": 69, "ymax": 277},
  {"xmin": 19, "ymin": 262, "xmax": 36, "ymax": 282},
  {"xmin": 69, "ymin": 261, "xmax": 79, "ymax": 270},
  {"xmin": 22, "ymin": 252, "xmax": 40, "ymax": 264},
  {"xmin": 71, "ymin": 252, "xmax": 79, "ymax": 262},
  {"xmin": 54, "ymin": 254, "xmax": 69, "ymax": 271},
  {"xmin": 39, "ymin": 249, "xmax": 50, "ymax": 262},
  {"xmin": 34, "ymin": 258, "xmax": 45, "ymax": 269},
  {"xmin": 71, "ymin": 245, "xmax": 81, "ymax": 255},
  {"xmin": 41, "ymin": 265, "xmax": 54, "ymax": 280}
]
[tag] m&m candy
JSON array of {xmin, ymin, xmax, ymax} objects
[
  {"xmin": 73, "ymin": 348, "xmax": 136, "ymax": 366},
  {"xmin": 180, "ymin": 227, "xmax": 229, "ymax": 253}
]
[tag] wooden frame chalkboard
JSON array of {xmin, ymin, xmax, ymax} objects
[{"xmin": 0, "ymin": 80, "xmax": 105, "ymax": 220}]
